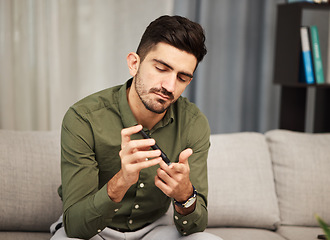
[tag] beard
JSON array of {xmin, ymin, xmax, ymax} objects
[{"xmin": 134, "ymin": 74, "xmax": 175, "ymax": 114}]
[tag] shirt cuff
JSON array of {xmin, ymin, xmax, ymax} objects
[
  {"xmin": 93, "ymin": 183, "xmax": 123, "ymax": 220},
  {"xmin": 173, "ymin": 197, "xmax": 207, "ymax": 236}
]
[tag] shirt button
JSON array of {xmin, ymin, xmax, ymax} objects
[
  {"xmin": 183, "ymin": 220, "xmax": 188, "ymax": 225},
  {"xmin": 129, "ymin": 219, "xmax": 133, "ymax": 224},
  {"xmin": 114, "ymin": 208, "xmax": 119, "ymax": 212},
  {"xmin": 134, "ymin": 204, "xmax": 139, "ymax": 209},
  {"xmin": 139, "ymin": 183, "xmax": 145, "ymax": 188},
  {"xmin": 174, "ymin": 216, "xmax": 179, "ymax": 220},
  {"xmin": 97, "ymin": 229, "xmax": 101, "ymax": 233}
]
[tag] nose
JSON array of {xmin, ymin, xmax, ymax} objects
[{"xmin": 161, "ymin": 74, "xmax": 176, "ymax": 94}]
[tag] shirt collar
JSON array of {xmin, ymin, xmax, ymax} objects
[
  {"xmin": 118, "ymin": 78, "xmax": 174, "ymax": 130},
  {"xmin": 119, "ymin": 79, "xmax": 138, "ymax": 128}
]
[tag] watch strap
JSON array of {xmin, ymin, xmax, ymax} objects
[{"xmin": 174, "ymin": 185, "xmax": 197, "ymax": 208}]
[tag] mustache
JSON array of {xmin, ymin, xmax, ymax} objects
[{"xmin": 149, "ymin": 87, "xmax": 174, "ymax": 100}]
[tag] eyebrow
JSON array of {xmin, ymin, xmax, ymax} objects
[{"xmin": 153, "ymin": 59, "xmax": 194, "ymax": 79}]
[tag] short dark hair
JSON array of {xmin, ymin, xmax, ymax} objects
[{"xmin": 136, "ymin": 15, "xmax": 207, "ymax": 64}]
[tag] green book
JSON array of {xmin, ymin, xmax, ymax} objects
[{"xmin": 310, "ymin": 25, "xmax": 325, "ymax": 84}]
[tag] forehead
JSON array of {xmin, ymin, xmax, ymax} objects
[{"xmin": 144, "ymin": 42, "xmax": 197, "ymax": 73}]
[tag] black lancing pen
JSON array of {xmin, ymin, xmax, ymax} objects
[{"xmin": 139, "ymin": 129, "xmax": 172, "ymax": 166}]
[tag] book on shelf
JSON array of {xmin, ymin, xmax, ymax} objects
[
  {"xmin": 301, "ymin": 8, "xmax": 330, "ymax": 84},
  {"xmin": 309, "ymin": 25, "xmax": 325, "ymax": 84},
  {"xmin": 299, "ymin": 26, "xmax": 315, "ymax": 84}
]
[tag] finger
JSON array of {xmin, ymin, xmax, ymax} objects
[
  {"xmin": 156, "ymin": 166, "xmax": 175, "ymax": 186},
  {"xmin": 154, "ymin": 175, "xmax": 172, "ymax": 197},
  {"xmin": 127, "ymin": 138, "xmax": 156, "ymax": 152},
  {"xmin": 158, "ymin": 157, "xmax": 170, "ymax": 169},
  {"xmin": 168, "ymin": 148, "xmax": 193, "ymax": 173},
  {"xmin": 158, "ymin": 159, "xmax": 176, "ymax": 176},
  {"xmin": 132, "ymin": 149, "xmax": 161, "ymax": 163},
  {"xmin": 121, "ymin": 146, "xmax": 160, "ymax": 164},
  {"xmin": 121, "ymin": 125, "xmax": 143, "ymax": 148},
  {"xmin": 120, "ymin": 138, "xmax": 156, "ymax": 163},
  {"xmin": 178, "ymin": 148, "xmax": 193, "ymax": 165},
  {"xmin": 132, "ymin": 157, "xmax": 162, "ymax": 172}
]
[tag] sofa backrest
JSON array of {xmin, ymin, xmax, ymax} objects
[
  {"xmin": 0, "ymin": 130, "xmax": 62, "ymax": 232},
  {"xmin": 266, "ymin": 130, "xmax": 330, "ymax": 227},
  {"xmin": 207, "ymin": 132, "xmax": 280, "ymax": 230},
  {"xmin": 2, "ymin": 128, "xmax": 329, "ymax": 232}
]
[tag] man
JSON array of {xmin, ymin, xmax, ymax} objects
[{"xmin": 51, "ymin": 15, "xmax": 221, "ymax": 240}]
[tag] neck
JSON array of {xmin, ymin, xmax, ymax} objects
[{"xmin": 126, "ymin": 83, "xmax": 166, "ymax": 130}]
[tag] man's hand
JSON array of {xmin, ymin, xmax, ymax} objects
[
  {"xmin": 107, "ymin": 125, "xmax": 161, "ymax": 202},
  {"xmin": 154, "ymin": 148, "xmax": 195, "ymax": 215}
]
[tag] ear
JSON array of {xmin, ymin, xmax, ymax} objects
[{"xmin": 127, "ymin": 52, "xmax": 140, "ymax": 77}]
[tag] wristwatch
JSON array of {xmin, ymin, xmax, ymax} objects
[{"xmin": 174, "ymin": 185, "xmax": 197, "ymax": 208}]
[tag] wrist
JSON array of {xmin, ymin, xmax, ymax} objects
[
  {"xmin": 107, "ymin": 170, "xmax": 131, "ymax": 203},
  {"xmin": 174, "ymin": 185, "xmax": 197, "ymax": 209},
  {"xmin": 174, "ymin": 184, "xmax": 193, "ymax": 202}
]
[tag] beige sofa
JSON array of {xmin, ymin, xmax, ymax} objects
[{"xmin": 0, "ymin": 129, "xmax": 329, "ymax": 240}]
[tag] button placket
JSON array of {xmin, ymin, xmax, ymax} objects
[{"xmin": 133, "ymin": 182, "xmax": 143, "ymax": 212}]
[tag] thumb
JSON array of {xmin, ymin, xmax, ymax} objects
[{"xmin": 179, "ymin": 148, "xmax": 193, "ymax": 165}]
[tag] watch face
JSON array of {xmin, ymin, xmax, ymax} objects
[{"xmin": 183, "ymin": 196, "xmax": 196, "ymax": 208}]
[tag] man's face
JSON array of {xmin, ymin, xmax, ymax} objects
[{"xmin": 134, "ymin": 42, "xmax": 197, "ymax": 114}]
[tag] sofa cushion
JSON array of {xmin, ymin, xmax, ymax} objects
[
  {"xmin": 207, "ymin": 132, "xmax": 280, "ymax": 230},
  {"xmin": 205, "ymin": 228, "xmax": 286, "ymax": 240},
  {"xmin": 0, "ymin": 130, "xmax": 62, "ymax": 232},
  {"xmin": 266, "ymin": 130, "xmax": 330, "ymax": 226},
  {"xmin": 276, "ymin": 226, "xmax": 324, "ymax": 240},
  {"xmin": 0, "ymin": 232, "xmax": 51, "ymax": 240}
]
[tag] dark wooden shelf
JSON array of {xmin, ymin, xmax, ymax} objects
[{"xmin": 274, "ymin": 3, "xmax": 330, "ymax": 133}]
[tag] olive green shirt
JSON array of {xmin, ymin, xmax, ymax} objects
[{"xmin": 60, "ymin": 79, "xmax": 210, "ymax": 239}]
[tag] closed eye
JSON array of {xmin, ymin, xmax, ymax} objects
[
  {"xmin": 178, "ymin": 76, "xmax": 187, "ymax": 82},
  {"xmin": 156, "ymin": 66, "xmax": 166, "ymax": 72},
  {"xmin": 178, "ymin": 74, "xmax": 192, "ymax": 83}
]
